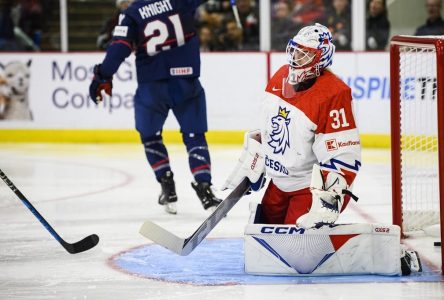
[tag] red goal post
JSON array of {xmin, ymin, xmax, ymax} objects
[{"xmin": 390, "ymin": 35, "xmax": 444, "ymax": 272}]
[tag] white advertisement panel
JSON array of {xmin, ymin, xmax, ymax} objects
[
  {"xmin": 200, "ymin": 53, "xmax": 267, "ymax": 130},
  {"xmin": 0, "ymin": 52, "xmax": 267, "ymax": 131},
  {"xmin": 0, "ymin": 52, "xmax": 390, "ymax": 134},
  {"xmin": 0, "ymin": 53, "xmax": 135, "ymax": 129}
]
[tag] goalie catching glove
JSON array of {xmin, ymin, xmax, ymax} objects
[
  {"xmin": 89, "ymin": 64, "xmax": 112, "ymax": 104},
  {"xmin": 222, "ymin": 130, "xmax": 266, "ymax": 192},
  {"xmin": 296, "ymin": 164, "xmax": 358, "ymax": 228}
]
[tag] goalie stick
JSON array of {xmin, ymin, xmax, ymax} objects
[
  {"xmin": 139, "ymin": 177, "xmax": 250, "ymax": 255},
  {"xmin": 0, "ymin": 168, "xmax": 99, "ymax": 254}
]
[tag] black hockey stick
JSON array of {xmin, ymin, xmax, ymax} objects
[
  {"xmin": 0, "ymin": 168, "xmax": 99, "ymax": 254},
  {"xmin": 139, "ymin": 177, "xmax": 251, "ymax": 255}
]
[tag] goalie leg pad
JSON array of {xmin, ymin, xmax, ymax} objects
[{"xmin": 245, "ymin": 208, "xmax": 402, "ymax": 276}]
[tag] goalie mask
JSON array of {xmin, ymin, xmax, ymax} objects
[{"xmin": 286, "ymin": 23, "xmax": 335, "ymax": 85}]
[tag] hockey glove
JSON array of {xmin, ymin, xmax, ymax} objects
[
  {"xmin": 222, "ymin": 129, "xmax": 265, "ymax": 192},
  {"xmin": 296, "ymin": 164, "xmax": 358, "ymax": 229},
  {"xmin": 89, "ymin": 64, "xmax": 112, "ymax": 104}
]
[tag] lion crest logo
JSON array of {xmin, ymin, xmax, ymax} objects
[{"xmin": 268, "ymin": 106, "xmax": 291, "ymax": 154}]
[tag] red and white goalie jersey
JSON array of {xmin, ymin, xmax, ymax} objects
[{"xmin": 261, "ymin": 65, "xmax": 361, "ymax": 192}]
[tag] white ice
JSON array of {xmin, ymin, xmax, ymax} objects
[{"xmin": 0, "ymin": 144, "xmax": 443, "ymax": 299}]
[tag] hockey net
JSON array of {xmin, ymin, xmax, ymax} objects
[{"xmin": 390, "ymin": 35, "xmax": 444, "ymax": 271}]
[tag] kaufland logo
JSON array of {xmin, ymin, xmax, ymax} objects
[
  {"xmin": 325, "ymin": 139, "xmax": 338, "ymax": 151},
  {"xmin": 325, "ymin": 139, "xmax": 360, "ymax": 151}
]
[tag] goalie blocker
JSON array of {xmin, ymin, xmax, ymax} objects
[{"xmin": 245, "ymin": 203, "xmax": 421, "ymax": 276}]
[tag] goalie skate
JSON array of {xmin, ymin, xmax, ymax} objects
[{"xmin": 400, "ymin": 249, "xmax": 422, "ymax": 276}]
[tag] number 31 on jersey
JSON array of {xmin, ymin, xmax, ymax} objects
[{"xmin": 330, "ymin": 108, "xmax": 350, "ymax": 129}]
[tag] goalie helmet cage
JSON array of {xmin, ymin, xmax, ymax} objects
[{"xmin": 390, "ymin": 35, "xmax": 444, "ymax": 273}]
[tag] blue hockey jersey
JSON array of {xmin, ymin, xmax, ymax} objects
[{"xmin": 100, "ymin": 0, "xmax": 205, "ymax": 83}]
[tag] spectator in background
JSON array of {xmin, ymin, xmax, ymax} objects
[
  {"xmin": 216, "ymin": 18, "xmax": 245, "ymax": 50},
  {"xmin": 325, "ymin": 0, "xmax": 351, "ymax": 51},
  {"xmin": 201, "ymin": 0, "xmax": 231, "ymax": 17},
  {"xmin": 291, "ymin": 0, "xmax": 325, "ymax": 32},
  {"xmin": 415, "ymin": 0, "xmax": 444, "ymax": 36},
  {"xmin": 195, "ymin": 0, "xmax": 231, "ymax": 52},
  {"xmin": 195, "ymin": 1, "xmax": 227, "ymax": 37},
  {"xmin": 366, "ymin": 0, "xmax": 390, "ymax": 51},
  {"xmin": 197, "ymin": 4, "xmax": 225, "ymax": 25},
  {"xmin": 197, "ymin": 10, "xmax": 225, "ymax": 32},
  {"xmin": 199, "ymin": 25, "xmax": 216, "ymax": 52},
  {"xmin": 19, "ymin": 0, "xmax": 43, "ymax": 48},
  {"xmin": 0, "ymin": 0, "xmax": 39, "ymax": 51},
  {"xmin": 271, "ymin": 0, "xmax": 295, "ymax": 50},
  {"xmin": 195, "ymin": 0, "xmax": 259, "ymax": 51},
  {"xmin": 236, "ymin": 0, "xmax": 260, "ymax": 50},
  {"xmin": 97, "ymin": 0, "xmax": 133, "ymax": 50},
  {"xmin": 40, "ymin": 0, "xmax": 54, "ymax": 30},
  {"xmin": 0, "ymin": 0, "xmax": 19, "ymax": 51}
]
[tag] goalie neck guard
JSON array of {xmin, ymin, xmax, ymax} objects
[{"xmin": 286, "ymin": 23, "xmax": 335, "ymax": 85}]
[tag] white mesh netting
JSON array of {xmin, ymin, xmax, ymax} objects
[{"xmin": 398, "ymin": 43, "xmax": 440, "ymax": 232}]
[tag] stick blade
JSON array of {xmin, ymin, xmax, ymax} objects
[
  {"xmin": 140, "ymin": 178, "xmax": 251, "ymax": 256},
  {"xmin": 180, "ymin": 178, "xmax": 250, "ymax": 255},
  {"xmin": 139, "ymin": 221, "xmax": 186, "ymax": 255},
  {"xmin": 62, "ymin": 234, "xmax": 100, "ymax": 254}
]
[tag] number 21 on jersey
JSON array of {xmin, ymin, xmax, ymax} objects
[{"xmin": 144, "ymin": 14, "xmax": 185, "ymax": 56}]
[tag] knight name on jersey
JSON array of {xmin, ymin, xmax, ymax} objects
[
  {"xmin": 265, "ymin": 155, "xmax": 289, "ymax": 175},
  {"xmin": 138, "ymin": 0, "xmax": 173, "ymax": 19}
]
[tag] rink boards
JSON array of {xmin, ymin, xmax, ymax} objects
[{"xmin": 0, "ymin": 52, "xmax": 392, "ymax": 147}]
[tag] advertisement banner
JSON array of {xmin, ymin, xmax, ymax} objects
[
  {"xmin": 0, "ymin": 53, "xmax": 267, "ymax": 131},
  {"xmin": 0, "ymin": 52, "xmax": 391, "ymax": 135}
]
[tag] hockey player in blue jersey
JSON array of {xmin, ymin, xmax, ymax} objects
[{"xmin": 89, "ymin": 0, "xmax": 221, "ymax": 214}]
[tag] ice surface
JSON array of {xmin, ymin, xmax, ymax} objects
[{"xmin": 0, "ymin": 144, "xmax": 443, "ymax": 299}]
